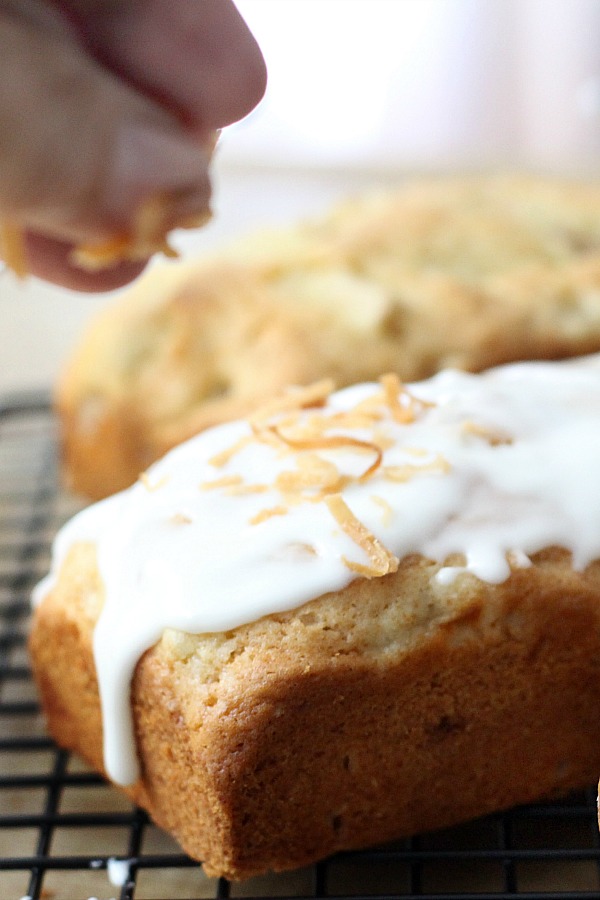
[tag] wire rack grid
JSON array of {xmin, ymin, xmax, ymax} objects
[{"xmin": 1, "ymin": 395, "xmax": 600, "ymax": 900}]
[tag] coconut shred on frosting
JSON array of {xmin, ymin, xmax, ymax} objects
[{"xmin": 33, "ymin": 355, "xmax": 600, "ymax": 785}]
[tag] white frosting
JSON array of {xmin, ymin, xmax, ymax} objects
[
  {"xmin": 107, "ymin": 857, "xmax": 130, "ymax": 887},
  {"xmin": 34, "ymin": 354, "xmax": 600, "ymax": 786}
]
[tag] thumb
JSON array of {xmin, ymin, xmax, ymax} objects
[{"xmin": 0, "ymin": 8, "xmax": 212, "ymax": 250}]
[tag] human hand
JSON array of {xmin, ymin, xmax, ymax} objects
[{"xmin": 0, "ymin": 0, "xmax": 266, "ymax": 290}]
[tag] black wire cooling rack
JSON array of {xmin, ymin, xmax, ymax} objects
[{"xmin": 2, "ymin": 395, "xmax": 600, "ymax": 900}]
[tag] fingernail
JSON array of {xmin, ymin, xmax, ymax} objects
[{"xmin": 104, "ymin": 122, "xmax": 212, "ymax": 227}]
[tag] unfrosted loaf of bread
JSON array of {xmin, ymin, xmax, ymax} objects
[
  {"xmin": 57, "ymin": 173, "xmax": 600, "ymax": 500},
  {"xmin": 31, "ymin": 356, "xmax": 600, "ymax": 879}
]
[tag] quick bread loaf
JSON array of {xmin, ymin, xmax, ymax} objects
[
  {"xmin": 31, "ymin": 356, "xmax": 600, "ymax": 879},
  {"xmin": 57, "ymin": 173, "xmax": 600, "ymax": 500}
]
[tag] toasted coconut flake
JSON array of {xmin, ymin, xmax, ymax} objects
[
  {"xmin": 250, "ymin": 422, "xmax": 292, "ymax": 451},
  {"xmin": 72, "ymin": 197, "xmax": 178, "ymax": 271},
  {"xmin": 341, "ymin": 556, "xmax": 394, "ymax": 578},
  {"xmin": 208, "ymin": 434, "xmax": 254, "ymax": 467},
  {"xmin": 268, "ymin": 427, "xmax": 383, "ymax": 482},
  {"xmin": 379, "ymin": 371, "xmax": 435, "ymax": 424},
  {"xmin": 71, "ymin": 127, "xmax": 217, "ymax": 271},
  {"xmin": 0, "ymin": 220, "xmax": 27, "ymax": 279},
  {"xmin": 170, "ymin": 512, "xmax": 193, "ymax": 525},
  {"xmin": 371, "ymin": 494, "xmax": 394, "ymax": 526},
  {"xmin": 325, "ymin": 494, "xmax": 399, "ymax": 577},
  {"xmin": 309, "ymin": 480, "xmax": 352, "ymax": 503},
  {"xmin": 372, "ymin": 428, "xmax": 395, "ymax": 450},
  {"xmin": 139, "ymin": 472, "xmax": 169, "ymax": 492},
  {"xmin": 352, "ymin": 394, "xmax": 387, "ymax": 417},
  {"xmin": 289, "ymin": 542, "xmax": 317, "ymax": 557},
  {"xmin": 249, "ymin": 505, "xmax": 289, "ymax": 525},
  {"xmin": 72, "ymin": 195, "xmax": 211, "ymax": 271},
  {"xmin": 301, "ymin": 410, "xmax": 384, "ymax": 434},
  {"xmin": 404, "ymin": 446, "xmax": 430, "ymax": 457},
  {"xmin": 227, "ymin": 483, "xmax": 269, "ymax": 495},
  {"xmin": 462, "ymin": 420, "xmax": 513, "ymax": 446},
  {"xmin": 383, "ymin": 454, "xmax": 450, "ymax": 482},
  {"xmin": 380, "ymin": 373, "xmax": 416, "ymax": 423},
  {"xmin": 72, "ymin": 235, "xmax": 149, "ymax": 271},
  {"xmin": 134, "ymin": 194, "xmax": 183, "ymax": 250},
  {"xmin": 201, "ymin": 474, "xmax": 243, "ymax": 490},
  {"xmin": 280, "ymin": 405, "xmax": 385, "ymax": 443},
  {"xmin": 275, "ymin": 453, "xmax": 342, "ymax": 494},
  {"xmin": 274, "ymin": 542, "xmax": 318, "ymax": 561},
  {"xmin": 249, "ymin": 379, "xmax": 335, "ymax": 426},
  {"xmin": 507, "ymin": 549, "xmax": 532, "ymax": 569}
]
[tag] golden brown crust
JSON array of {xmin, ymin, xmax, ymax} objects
[
  {"xmin": 29, "ymin": 543, "xmax": 600, "ymax": 879},
  {"xmin": 56, "ymin": 174, "xmax": 600, "ymax": 499}
]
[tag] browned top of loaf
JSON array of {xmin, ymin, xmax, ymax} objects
[{"xmin": 56, "ymin": 173, "xmax": 600, "ymax": 498}]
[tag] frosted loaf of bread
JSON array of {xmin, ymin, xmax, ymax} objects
[{"xmin": 31, "ymin": 356, "xmax": 600, "ymax": 878}]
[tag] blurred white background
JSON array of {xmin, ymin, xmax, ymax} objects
[
  {"xmin": 2, "ymin": 0, "xmax": 600, "ymax": 394},
  {"xmin": 232, "ymin": 0, "xmax": 600, "ymax": 172}
]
